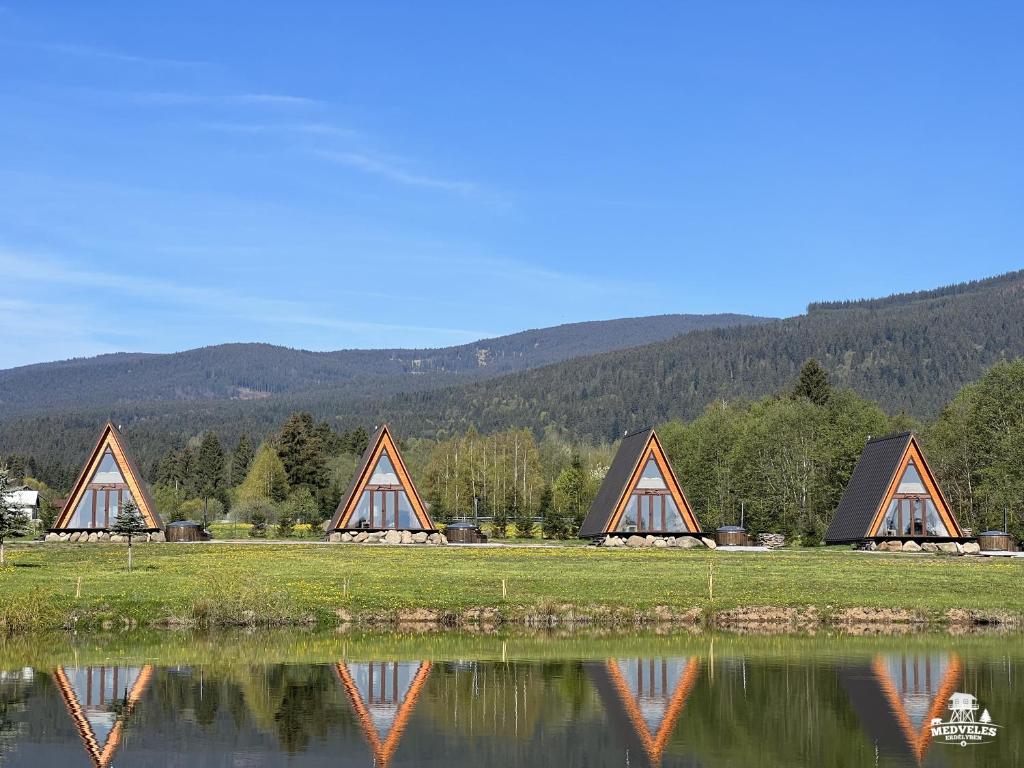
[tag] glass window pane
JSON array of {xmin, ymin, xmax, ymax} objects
[
  {"xmin": 348, "ymin": 491, "xmax": 372, "ymax": 528},
  {"xmin": 663, "ymin": 496, "xmax": 686, "ymax": 532},
  {"xmin": 70, "ymin": 490, "xmax": 95, "ymax": 528},
  {"xmin": 925, "ymin": 500, "xmax": 949, "ymax": 536},
  {"xmin": 636, "ymin": 458, "xmax": 668, "ymax": 490},
  {"xmin": 396, "ymin": 492, "xmax": 419, "ymax": 529},
  {"xmin": 92, "ymin": 449, "xmax": 127, "ymax": 485},
  {"xmin": 880, "ymin": 499, "xmax": 899, "ymax": 535},
  {"xmin": 897, "ymin": 463, "xmax": 926, "ymax": 494},
  {"xmin": 369, "ymin": 452, "xmax": 400, "ymax": 486},
  {"xmin": 616, "ymin": 496, "xmax": 641, "ymax": 531}
]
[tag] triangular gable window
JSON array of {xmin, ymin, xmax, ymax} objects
[
  {"xmin": 878, "ymin": 461, "xmax": 950, "ymax": 537},
  {"xmin": 369, "ymin": 452, "xmax": 400, "ymax": 486},
  {"xmin": 615, "ymin": 452, "xmax": 689, "ymax": 534},
  {"xmin": 67, "ymin": 450, "xmax": 135, "ymax": 530}
]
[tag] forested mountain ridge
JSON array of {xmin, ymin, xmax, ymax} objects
[
  {"xmin": 2, "ymin": 269, "xmax": 1024, "ymax": 483},
  {"xmin": 0, "ymin": 313, "xmax": 765, "ymax": 413},
  {"xmin": 373, "ymin": 269, "xmax": 1024, "ymax": 439}
]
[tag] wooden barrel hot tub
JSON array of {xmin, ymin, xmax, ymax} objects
[
  {"xmin": 714, "ymin": 525, "xmax": 750, "ymax": 547},
  {"xmin": 977, "ymin": 530, "xmax": 1016, "ymax": 552},
  {"xmin": 166, "ymin": 521, "xmax": 211, "ymax": 542}
]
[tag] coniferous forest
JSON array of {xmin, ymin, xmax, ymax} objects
[{"xmin": 6, "ymin": 357, "xmax": 1024, "ymax": 545}]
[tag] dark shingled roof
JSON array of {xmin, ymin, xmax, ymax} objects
[
  {"xmin": 579, "ymin": 427, "xmax": 654, "ymax": 538},
  {"xmin": 824, "ymin": 432, "xmax": 912, "ymax": 543}
]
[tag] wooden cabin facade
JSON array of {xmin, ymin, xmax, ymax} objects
[
  {"xmin": 824, "ymin": 432, "xmax": 965, "ymax": 545},
  {"xmin": 327, "ymin": 424, "xmax": 436, "ymax": 533},
  {"xmin": 52, "ymin": 422, "xmax": 162, "ymax": 533},
  {"xmin": 579, "ymin": 427, "xmax": 702, "ymax": 539}
]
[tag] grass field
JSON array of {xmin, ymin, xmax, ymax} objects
[{"xmin": 0, "ymin": 542, "xmax": 1021, "ymax": 634}]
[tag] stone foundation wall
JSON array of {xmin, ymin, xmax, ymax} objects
[
  {"xmin": 600, "ymin": 534, "xmax": 716, "ymax": 549},
  {"xmin": 45, "ymin": 531, "xmax": 166, "ymax": 543},
  {"xmin": 327, "ymin": 530, "xmax": 448, "ymax": 545},
  {"xmin": 860, "ymin": 540, "xmax": 980, "ymax": 554}
]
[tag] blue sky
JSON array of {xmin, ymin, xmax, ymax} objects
[{"xmin": 0, "ymin": 2, "xmax": 1021, "ymax": 369}]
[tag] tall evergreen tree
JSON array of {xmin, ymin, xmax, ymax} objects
[
  {"xmin": 793, "ymin": 359, "xmax": 832, "ymax": 405},
  {"xmin": 195, "ymin": 432, "xmax": 225, "ymax": 496},
  {"xmin": 230, "ymin": 434, "xmax": 255, "ymax": 485},
  {"xmin": 278, "ymin": 412, "xmax": 329, "ymax": 492}
]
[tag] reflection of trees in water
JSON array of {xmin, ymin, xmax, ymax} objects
[
  {"xmin": 420, "ymin": 661, "xmax": 600, "ymax": 742},
  {"xmin": 0, "ymin": 670, "xmax": 34, "ymax": 759},
  {"xmin": 143, "ymin": 664, "xmax": 354, "ymax": 754}
]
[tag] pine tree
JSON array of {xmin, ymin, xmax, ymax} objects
[
  {"xmin": 0, "ymin": 471, "xmax": 29, "ymax": 566},
  {"xmin": 111, "ymin": 498, "xmax": 147, "ymax": 572},
  {"xmin": 230, "ymin": 434, "xmax": 255, "ymax": 485},
  {"xmin": 793, "ymin": 359, "xmax": 832, "ymax": 405},
  {"xmin": 195, "ymin": 432, "xmax": 225, "ymax": 497},
  {"xmin": 249, "ymin": 510, "xmax": 268, "ymax": 538},
  {"xmin": 514, "ymin": 500, "xmax": 535, "ymax": 538},
  {"xmin": 278, "ymin": 413, "xmax": 329, "ymax": 492},
  {"xmin": 347, "ymin": 426, "xmax": 369, "ymax": 456}
]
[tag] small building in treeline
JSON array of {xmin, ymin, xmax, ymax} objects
[
  {"xmin": 51, "ymin": 422, "xmax": 163, "ymax": 535},
  {"xmin": 824, "ymin": 432, "xmax": 966, "ymax": 547},
  {"xmin": 579, "ymin": 427, "xmax": 703, "ymax": 542}
]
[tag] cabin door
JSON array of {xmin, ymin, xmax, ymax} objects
[{"xmin": 368, "ymin": 490, "xmax": 398, "ymax": 528}]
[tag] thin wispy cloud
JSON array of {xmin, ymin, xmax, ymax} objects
[
  {"xmin": 0, "ymin": 250, "xmax": 492, "ymax": 348},
  {"xmin": 28, "ymin": 40, "xmax": 207, "ymax": 68},
  {"xmin": 314, "ymin": 150, "xmax": 481, "ymax": 196},
  {"xmin": 203, "ymin": 121, "xmax": 354, "ymax": 138},
  {"xmin": 234, "ymin": 93, "xmax": 324, "ymax": 107}
]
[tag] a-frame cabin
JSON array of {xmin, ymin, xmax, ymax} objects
[
  {"xmin": 53, "ymin": 422, "xmax": 162, "ymax": 532},
  {"xmin": 586, "ymin": 657, "xmax": 700, "ymax": 767},
  {"xmin": 327, "ymin": 424, "xmax": 436, "ymax": 533},
  {"xmin": 334, "ymin": 661, "xmax": 432, "ymax": 767},
  {"xmin": 824, "ymin": 432, "xmax": 964, "ymax": 545},
  {"xmin": 579, "ymin": 427, "xmax": 701, "ymax": 539},
  {"xmin": 54, "ymin": 664, "xmax": 154, "ymax": 768},
  {"xmin": 837, "ymin": 652, "xmax": 962, "ymax": 764}
]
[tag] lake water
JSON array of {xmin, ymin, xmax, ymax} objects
[{"xmin": 0, "ymin": 630, "xmax": 1019, "ymax": 767}]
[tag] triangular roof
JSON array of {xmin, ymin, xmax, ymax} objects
[
  {"xmin": 327, "ymin": 424, "xmax": 434, "ymax": 531},
  {"xmin": 579, "ymin": 427, "xmax": 701, "ymax": 537},
  {"xmin": 824, "ymin": 432, "xmax": 963, "ymax": 543},
  {"xmin": 838, "ymin": 653, "xmax": 962, "ymax": 764},
  {"xmin": 587, "ymin": 657, "xmax": 700, "ymax": 767},
  {"xmin": 54, "ymin": 665, "xmax": 154, "ymax": 768},
  {"xmin": 54, "ymin": 422, "xmax": 161, "ymax": 530},
  {"xmin": 334, "ymin": 661, "xmax": 432, "ymax": 767}
]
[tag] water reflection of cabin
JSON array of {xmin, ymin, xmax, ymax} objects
[
  {"xmin": 54, "ymin": 664, "xmax": 153, "ymax": 768},
  {"xmin": 824, "ymin": 432, "xmax": 965, "ymax": 545},
  {"xmin": 334, "ymin": 660, "xmax": 432, "ymax": 767},
  {"xmin": 837, "ymin": 652, "xmax": 962, "ymax": 764},
  {"xmin": 51, "ymin": 422, "xmax": 162, "ymax": 533},
  {"xmin": 327, "ymin": 425, "xmax": 436, "ymax": 533},
  {"xmin": 579, "ymin": 428, "xmax": 703, "ymax": 540},
  {"xmin": 586, "ymin": 657, "xmax": 700, "ymax": 767}
]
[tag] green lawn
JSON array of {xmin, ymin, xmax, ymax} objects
[{"xmin": 0, "ymin": 542, "xmax": 1021, "ymax": 633}]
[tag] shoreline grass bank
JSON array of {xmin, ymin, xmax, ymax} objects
[{"xmin": 0, "ymin": 542, "xmax": 1021, "ymax": 634}]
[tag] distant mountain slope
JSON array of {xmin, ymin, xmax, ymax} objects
[
  {"xmin": 371, "ymin": 271, "xmax": 1024, "ymax": 440},
  {"xmin": 0, "ymin": 313, "xmax": 766, "ymax": 414},
  {"xmin": 4, "ymin": 271, "xmax": 1024, "ymax": 481}
]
